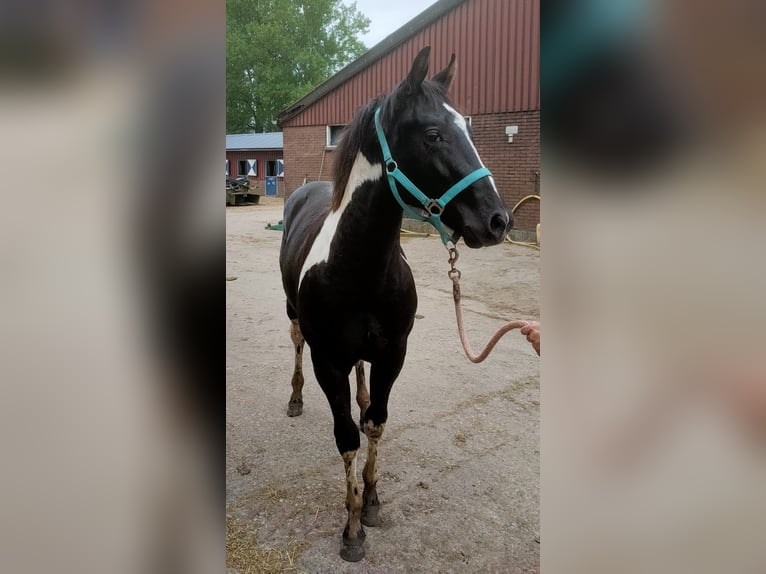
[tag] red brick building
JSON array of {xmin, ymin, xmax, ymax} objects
[{"xmin": 277, "ymin": 0, "xmax": 539, "ymax": 231}]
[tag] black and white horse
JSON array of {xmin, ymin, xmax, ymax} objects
[{"xmin": 279, "ymin": 46, "xmax": 512, "ymax": 561}]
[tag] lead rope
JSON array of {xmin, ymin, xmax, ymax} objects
[{"xmin": 447, "ymin": 245, "xmax": 529, "ymax": 363}]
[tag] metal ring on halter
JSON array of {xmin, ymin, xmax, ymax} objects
[
  {"xmin": 426, "ymin": 199, "xmax": 443, "ymax": 215},
  {"xmin": 386, "ymin": 161, "xmax": 398, "ymax": 173}
]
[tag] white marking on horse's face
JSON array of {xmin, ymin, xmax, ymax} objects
[
  {"xmin": 298, "ymin": 153, "xmax": 382, "ymax": 289},
  {"xmin": 443, "ymin": 103, "xmax": 500, "ymax": 198}
]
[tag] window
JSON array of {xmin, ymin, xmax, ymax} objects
[
  {"xmin": 265, "ymin": 160, "xmax": 285, "ymax": 177},
  {"xmin": 238, "ymin": 159, "xmax": 257, "ymax": 177},
  {"xmin": 326, "ymin": 125, "xmax": 346, "ymax": 148}
]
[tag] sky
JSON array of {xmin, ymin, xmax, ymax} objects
[{"xmin": 352, "ymin": 0, "xmax": 441, "ymax": 48}]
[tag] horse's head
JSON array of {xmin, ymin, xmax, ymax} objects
[{"xmin": 380, "ymin": 46, "xmax": 512, "ymax": 247}]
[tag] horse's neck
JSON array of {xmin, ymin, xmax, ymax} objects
[{"xmin": 331, "ymin": 151, "xmax": 403, "ymax": 267}]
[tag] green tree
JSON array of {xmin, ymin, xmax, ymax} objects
[{"xmin": 227, "ymin": 0, "xmax": 370, "ymax": 133}]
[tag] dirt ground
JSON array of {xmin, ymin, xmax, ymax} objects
[{"xmin": 226, "ymin": 197, "xmax": 540, "ymax": 573}]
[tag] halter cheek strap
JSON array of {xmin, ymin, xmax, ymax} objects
[{"xmin": 374, "ymin": 106, "xmax": 493, "ymax": 245}]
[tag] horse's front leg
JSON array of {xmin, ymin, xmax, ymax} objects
[
  {"xmin": 361, "ymin": 343, "xmax": 406, "ymax": 527},
  {"xmin": 312, "ymin": 352, "xmax": 366, "ymax": 562}
]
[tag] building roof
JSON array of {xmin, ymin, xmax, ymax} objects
[
  {"xmin": 226, "ymin": 132, "xmax": 283, "ymax": 151},
  {"xmin": 277, "ymin": 0, "xmax": 466, "ymax": 127}
]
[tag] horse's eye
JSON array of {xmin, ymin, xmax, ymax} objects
[{"xmin": 425, "ymin": 129, "xmax": 442, "ymax": 143}]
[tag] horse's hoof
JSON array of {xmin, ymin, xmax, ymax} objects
[
  {"xmin": 361, "ymin": 504, "xmax": 382, "ymax": 527},
  {"xmin": 286, "ymin": 401, "xmax": 303, "ymax": 417},
  {"xmin": 340, "ymin": 537, "xmax": 366, "ymax": 562}
]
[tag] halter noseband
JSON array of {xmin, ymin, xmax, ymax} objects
[{"xmin": 374, "ymin": 106, "xmax": 493, "ymax": 245}]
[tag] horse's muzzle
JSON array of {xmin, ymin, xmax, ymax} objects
[
  {"xmin": 489, "ymin": 210, "xmax": 512, "ymax": 242},
  {"xmin": 461, "ymin": 209, "xmax": 511, "ymax": 247}
]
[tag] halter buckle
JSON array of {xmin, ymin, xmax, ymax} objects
[{"xmin": 426, "ymin": 199, "xmax": 443, "ymax": 215}]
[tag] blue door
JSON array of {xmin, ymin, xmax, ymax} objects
[{"xmin": 265, "ymin": 176, "xmax": 278, "ymax": 196}]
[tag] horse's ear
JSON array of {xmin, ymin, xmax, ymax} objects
[
  {"xmin": 404, "ymin": 46, "xmax": 431, "ymax": 94},
  {"xmin": 432, "ymin": 53, "xmax": 456, "ymax": 90}
]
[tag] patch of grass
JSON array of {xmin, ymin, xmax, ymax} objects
[
  {"xmin": 265, "ymin": 487, "xmax": 289, "ymax": 503},
  {"xmin": 226, "ymin": 512, "xmax": 309, "ymax": 574},
  {"xmin": 239, "ymin": 485, "xmax": 290, "ymax": 509}
]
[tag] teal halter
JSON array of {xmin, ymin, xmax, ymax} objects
[{"xmin": 373, "ymin": 106, "xmax": 493, "ymax": 245}]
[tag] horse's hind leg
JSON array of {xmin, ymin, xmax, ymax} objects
[
  {"xmin": 355, "ymin": 361, "xmax": 370, "ymax": 426},
  {"xmin": 356, "ymin": 359, "xmax": 378, "ymax": 521},
  {"xmin": 286, "ymin": 320, "xmax": 305, "ymax": 417},
  {"xmin": 361, "ymin": 419, "xmax": 384, "ymax": 527}
]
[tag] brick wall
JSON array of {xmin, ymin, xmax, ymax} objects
[
  {"xmin": 282, "ymin": 126, "xmax": 337, "ymax": 197},
  {"xmin": 471, "ymin": 110, "xmax": 540, "ymax": 231},
  {"xmin": 282, "ymin": 109, "xmax": 540, "ymax": 231}
]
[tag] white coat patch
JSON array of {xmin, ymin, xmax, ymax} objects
[
  {"xmin": 298, "ymin": 153, "xmax": 382, "ymax": 289},
  {"xmin": 443, "ymin": 103, "xmax": 501, "ymax": 198}
]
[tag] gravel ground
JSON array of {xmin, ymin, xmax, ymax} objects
[{"xmin": 227, "ymin": 198, "xmax": 540, "ymax": 573}]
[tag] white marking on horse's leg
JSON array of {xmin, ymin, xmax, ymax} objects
[
  {"xmin": 287, "ymin": 320, "xmax": 305, "ymax": 417},
  {"xmin": 355, "ymin": 361, "xmax": 369, "ymax": 420},
  {"xmin": 361, "ymin": 420, "xmax": 386, "ymax": 526},
  {"xmin": 443, "ymin": 103, "xmax": 502, "ymax": 200},
  {"xmin": 341, "ymin": 450, "xmax": 365, "ymax": 548},
  {"xmin": 298, "ymin": 153, "xmax": 382, "ymax": 289}
]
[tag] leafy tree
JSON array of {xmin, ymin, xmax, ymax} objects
[{"xmin": 227, "ymin": 0, "xmax": 370, "ymax": 133}]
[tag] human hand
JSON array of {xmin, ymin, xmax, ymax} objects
[{"xmin": 520, "ymin": 321, "xmax": 540, "ymax": 355}]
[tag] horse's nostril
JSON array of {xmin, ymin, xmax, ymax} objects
[{"xmin": 489, "ymin": 211, "xmax": 510, "ymax": 238}]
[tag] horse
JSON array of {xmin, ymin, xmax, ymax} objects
[{"xmin": 278, "ymin": 46, "xmax": 512, "ymax": 562}]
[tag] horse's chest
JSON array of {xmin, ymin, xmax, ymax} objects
[{"xmin": 299, "ymin": 282, "xmax": 414, "ymax": 355}]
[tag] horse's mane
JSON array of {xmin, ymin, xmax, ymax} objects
[
  {"xmin": 330, "ymin": 82, "xmax": 451, "ymax": 212},
  {"xmin": 331, "ymin": 95, "xmax": 385, "ymax": 211}
]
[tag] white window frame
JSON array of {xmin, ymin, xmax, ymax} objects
[{"xmin": 326, "ymin": 125, "xmax": 346, "ymax": 149}]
